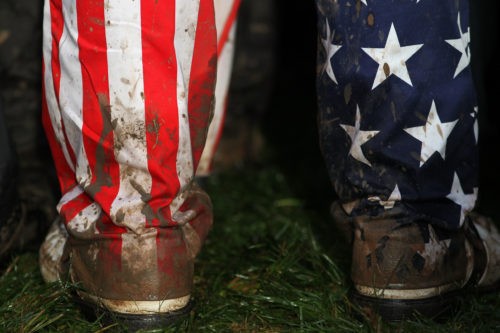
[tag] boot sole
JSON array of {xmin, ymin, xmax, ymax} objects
[
  {"xmin": 74, "ymin": 292, "xmax": 194, "ymax": 331},
  {"xmin": 350, "ymin": 289, "xmax": 461, "ymax": 321}
]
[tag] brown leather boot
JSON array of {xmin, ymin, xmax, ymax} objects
[
  {"xmin": 39, "ymin": 186, "xmax": 212, "ymax": 331},
  {"xmin": 332, "ymin": 203, "xmax": 500, "ymax": 321}
]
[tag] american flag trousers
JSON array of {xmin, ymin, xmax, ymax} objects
[
  {"xmin": 316, "ymin": 0, "xmax": 479, "ymax": 230},
  {"xmin": 42, "ymin": 0, "xmax": 239, "ymax": 297}
]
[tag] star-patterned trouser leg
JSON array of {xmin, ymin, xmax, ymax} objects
[{"xmin": 316, "ymin": 0, "xmax": 478, "ymax": 229}]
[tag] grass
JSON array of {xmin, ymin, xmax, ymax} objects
[{"xmin": 1, "ymin": 167, "xmax": 500, "ymax": 332}]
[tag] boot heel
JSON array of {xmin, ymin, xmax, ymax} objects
[
  {"xmin": 350, "ymin": 289, "xmax": 461, "ymax": 321},
  {"xmin": 74, "ymin": 293, "xmax": 194, "ymax": 331}
]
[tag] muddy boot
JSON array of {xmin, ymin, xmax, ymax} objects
[
  {"xmin": 39, "ymin": 184, "xmax": 212, "ymax": 331},
  {"xmin": 332, "ymin": 203, "xmax": 500, "ymax": 321}
]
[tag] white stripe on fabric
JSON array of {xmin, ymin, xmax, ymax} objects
[
  {"xmin": 214, "ymin": 0, "xmax": 234, "ymax": 41},
  {"xmin": 59, "ymin": 1, "xmax": 92, "ymax": 188},
  {"xmin": 67, "ymin": 202, "xmax": 102, "ymax": 236},
  {"xmin": 42, "ymin": 0, "xmax": 75, "ymax": 172},
  {"xmin": 170, "ymin": 0, "xmax": 200, "ymax": 213},
  {"xmin": 56, "ymin": 185, "xmax": 84, "ymax": 213},
  {"xmin": 105, "ymin": 0, "xmax": 151, "ymax": 233}
]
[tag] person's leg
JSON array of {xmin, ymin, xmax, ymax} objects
[
  {"xmin": 196, "ymin": 0, "xmax": 240, "ymax": 177},
  {"xmin": 315, "ymin": 0, "xmax": 500, "ymax": 319},
  {"xmin": 198, "ymin": 0, "xmax": 277, "ymax": 176},
  {"xmin": 39, "ymin": 0, "xmax": 216, "ymax": 328}
]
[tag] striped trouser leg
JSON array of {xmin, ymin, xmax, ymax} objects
[
  {"xmin": 42, "ymin": 0, "xmax": 216, "ymax": 303},
  {"xmin": 197, "ymin": 0, "xmax": 241, "ymax": 176}
]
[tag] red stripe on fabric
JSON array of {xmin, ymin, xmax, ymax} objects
[
  {"xmin": 49, "ymin": 0, "xmax": 63, "ymax": 103},
  {"xmin": 141, "ymin": 0, "xmax": 179, "ymax": 227},
  {"xmin": 217, "ymin": 0, "xmax": 241, "ymax": 56},
  {"xmin": 76, "ymin": 0, "xmax": 123, "ymax": 235},
  {"xmin": 58, "ymin": 192, "xmax": 94, "ymax": 223},
  {"xmin": 42, "ymin": 61, "xmax": 77, "ymax": 196},
  {"xmin": 189, "ymin": 0, "xmax": 218, "ymax": 170}
]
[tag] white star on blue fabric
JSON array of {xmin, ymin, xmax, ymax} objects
[
  {"xmin": 446, "ymin": 172, "xmax": 478, "ymax": 225},
  {"xmin": 404, "ymin": 100, "xmax": 458, "ymax": 166},
  {"xmin": 368, "ymin": 184, "xmax": 402, "ymax": 209},
  {"xmin": 340, "ymin": 105, "xmax": 380, "ymax": 166},
  {"xmin": 361, "ymin": 23, "xmax": 423, "ymax": 89},
  {"xmin": 321, "ymin": 19, "xmax": 342, "ymax": 84},
  {"xmin": 445, "ymin": 13, "xmax": 471, "ymax": 78}
]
